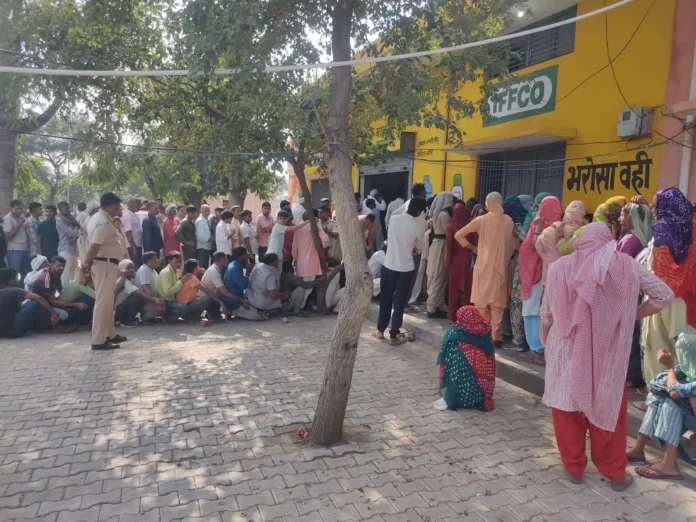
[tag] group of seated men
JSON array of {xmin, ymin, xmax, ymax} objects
[{"xmin": 0, "ymin": 241, "xmax": 346, "ymax": 338}]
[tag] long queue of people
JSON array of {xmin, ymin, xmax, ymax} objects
[
  {"xmin": 0, "ymin": 192, "xmax": 356, "ymax": 348},
  {"xmin": 375, "ymin": 186, "xmax": 695, "ymax": 488}
]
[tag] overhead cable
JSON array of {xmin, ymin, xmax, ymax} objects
[{"xmin": 0, "ymin": 0, "xmax": 633, "ymax": 77}]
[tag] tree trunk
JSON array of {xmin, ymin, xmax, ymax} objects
[
  {"xmin": 292, "ymin": 148, "xmax": 329, "ymax": 315},
  {"xmin": 0, "ymin": 130, "xmax": 18, "ymax": 214},
  {"xmin": 228, "ymin": 170, "xmax": 247, "ymax": 209},
  {"xmin": 309, "ymin": 0, "xmax": 372, "ymax": 447}
]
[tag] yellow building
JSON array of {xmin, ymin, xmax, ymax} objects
[{"xmin": 294, "ymin": 0, "xmax": 696, "ymax": 212}]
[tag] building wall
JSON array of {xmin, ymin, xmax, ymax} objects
[
  {"xmin": 291, "ymin": 0, "xmax": 684, "ymax": 212},
  {"xmin": 403, "ymin": 0, "xmax": 676, "ymax": 212}
]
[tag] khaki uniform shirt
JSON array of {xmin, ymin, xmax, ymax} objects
[{"xmin": 87, "ymin": 210, "xmax": 125, "ymax": 260}]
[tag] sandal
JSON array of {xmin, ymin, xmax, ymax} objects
[
  {"xmin": 635, "ymin": 466, "xmax": 682, "ymax": 481},
  {"xmin": 372, "ymin": 331, "xmax": 385, "ymax": 341},
  {"xmin": 627, "ymin": 454, "xmax": 649, "ymax": 465}
]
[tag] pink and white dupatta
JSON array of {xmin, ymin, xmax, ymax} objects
[{"xmin": 552, "ymin": 222, "xmax": 635, "ymax": 431}]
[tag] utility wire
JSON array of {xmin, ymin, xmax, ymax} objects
[{"xmin": 0, "ymin": 0, "xmax": 634, "ymax": 77}]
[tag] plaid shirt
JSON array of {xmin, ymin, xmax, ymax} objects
[{"xmin": 25, "ymin": 216, "xmax": 39, "ymax": 258}]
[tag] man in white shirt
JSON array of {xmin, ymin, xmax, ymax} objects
[
  {"xmin": 122, "ymin": 198, "xmax": 143, "ymax": 269},
  {"xmin": 195, "ymin": 204, "xmax": 213, "ymax": 269},
  {"xmin": 292, "ymin": 197, "xmax": 306, "ymax": 224},
  {"xmin": 385, "ymin": 197, "xmax": 405, "ymax": 230},
  {"xmin": 389, "ymin": 183, "xmax": 427, "ymax": 309},
  {"xmin": 215, "ymin": 210, "xmax": 235, "ymax": 258},
  {"xmin": 240, "ymin": 210, "xmax": 258, "ymax": 261},
  {"xmin": 134, "ymin": 251, "xmax": 165, "ymax": 322},
  {"xmin": 368, "ymin": 245, "xmax": 386, "ymax": 297},
  {"xmin": 373, "ymin": 198, "xmax": 427, "ymax": 346}
]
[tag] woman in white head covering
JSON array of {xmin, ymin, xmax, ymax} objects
[{"xmin": 426, "ymin": 192, "xmax": 455, "ymax": 317}]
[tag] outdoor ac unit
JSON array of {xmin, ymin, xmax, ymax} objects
[{"xmin": 617, "ymin": 107, "xmax": 653, "ymax": 140}]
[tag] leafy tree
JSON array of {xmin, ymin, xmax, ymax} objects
[
  {"xmin": 0, "ymin": 0, "xmax": 170, "ymax": 212},
  {"xmin": 180, "ymin": 0, "xmax": 525, "ymax": 445}
]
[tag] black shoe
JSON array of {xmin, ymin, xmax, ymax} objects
[
  {"xmin": 108, "ymin": 334, "xmax": 128, "ymax": 343},
  {"xmin": 427, "ymin": 310, "xmax": 448, "ymax": 319},
  {"xmin": 92, "ymin": 341, "xmax": 121, "ymax": 351}
]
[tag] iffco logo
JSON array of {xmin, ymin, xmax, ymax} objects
[{"xmin": 483, "ymin": 65, "xmax": 559, "ymax": 127}]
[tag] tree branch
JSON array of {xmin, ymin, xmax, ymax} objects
[{"xmin": 18, "ymin": 97, "xmax": 63, "ymax": 133}]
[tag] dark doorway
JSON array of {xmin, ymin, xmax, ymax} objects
[{"xmin": 362, "ymin": 171, "xmax": 410, "ymax": 203}]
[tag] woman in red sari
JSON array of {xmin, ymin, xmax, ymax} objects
[{"xmin": 446, "ymin": 203, "xmax": 473, "ymax": 322}]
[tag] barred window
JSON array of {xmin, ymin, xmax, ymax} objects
[
  {"xmin": 477, "ymin": 142, "xmax": 566, "ymax": 201},
  {"xmin": 509, "ymin": 6, "xmax": 577, "ymax": 72}
]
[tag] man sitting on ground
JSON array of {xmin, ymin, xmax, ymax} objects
[
  {"xmin": 135, "ymin": 251, "xmax": 166, "ymax": 323},
  {"xmin": 279, "ymin": 259, "xmax": 322, "ymax": 315},
  {"xmin": 115, "ymin": 259, "xmax": 165, "ymax": 327},
  {"xmin": 0, "ymin": 268, "xmax": 59, "ymax": 338},
  {"xmin": 222, "ymin": 247, "xmax": 265, "ymax": 320},
  {"xmin": 246, "ymin": 254, "xmax": 291, "ymax": 314},
  {"xmin": 202, "ymin": 251, "xmax": 260, "ymax": 322},
  {"xmin": 31, "ymin": 255, "xmax": 90, "ymax": 331},
  {"xmin": 164, "ymin": 257, "xmax": 227, "ymax": 322}
]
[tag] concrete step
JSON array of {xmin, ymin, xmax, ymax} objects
[{"xmin": 365, "ymin": 301, "xmax": 696, "ymax": 460}]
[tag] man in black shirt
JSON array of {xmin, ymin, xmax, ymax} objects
[{"xmin": 0, "ymin": 268, "xmax": 59, "ymax": 338}]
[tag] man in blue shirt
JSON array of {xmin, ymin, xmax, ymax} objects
[
  {"xmin": 221, "ymin": 247, "xmax": 265, "ymax": 321},
  {"xmin": 142, "ymin": 201, "xmax": 163, "ymax": 257},
  {"xmin": 224, "ymin": 247, "xmax": 250, "ymax": 306}
]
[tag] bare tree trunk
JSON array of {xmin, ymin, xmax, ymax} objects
[
  {"xmin": 309, "ymin": 0, "xmax": 372, "ymax": 447},
  {"xmin": 228, "ymin": 170, "xmax": 247, "ymax": 209},
  {"xmin": 292, "ymin": 145, "xmax": 329, "ymax": 314},
  {"xmin": 0, "ymin": 130, "xmax": 18, "ymax": 214}
]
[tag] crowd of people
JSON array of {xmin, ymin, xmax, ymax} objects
[
  {"xmin": 2, "ymin": 182, "xmax": 696, "ymax": 486},
  {"xmin": 0, "ymin": 193, "xmax": 358, "ymax": 349},
  {"xmin": 399, "ymin": 186, "xmax": 695, "ymax": 488}
]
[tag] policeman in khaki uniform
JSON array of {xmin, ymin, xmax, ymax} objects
[{"xmin": 83, "ymin": 193, "xmax": 127, "ymax": 350}]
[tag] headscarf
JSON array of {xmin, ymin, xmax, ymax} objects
[
  {"xmin": 450, "ymin": 203, "xmax": 471, "ymax": 231},
  {"xmin": 471, "ymin": 203, "xmax": 486, "ymax": 219},
  {"xmin": 430, "ymin": 191, "xmax": 454, "ymax": 222},
  {"xmin": 119, "ymin": 259, "xmax": 134, "ymax": 272},
  {"xmin": 562, "ymin": 201, "xmax": 587, "ymax": 239},
  {"xmin": 503, "ymin": 196, "xmax": 527, "ymax": 225},
  {"xmin": 165, "ymin": 203, "xmax": 177, "ymax": 215},
  {"xmin": 518, "ymin": 195, "xmax": 534, "ymax": 212},
  {"xmin": 676, "ymin": 333, "xmax": 696, "ymax": 382},
  {"xmin": 31, "ymin": 255, "xmax": 48, "ymax": 272},
  {"xmin": 86, "ymin": 201, "xmax": 100, "ymax": 215},
  {"xmin": 521, "ymin": 192, "xmax": 551, "ymax": 236},
  {"xmin": 603, "ymin": 196, "xmax": 627, "ymax": 223},
  {"xmin": 623, "ymin": 203, "xmax": 653, "ymax": 248},
  {"xmin": 437, "ymin": 306, "xmax": 493, "ymax": 412},
  {"xmin": 466, "ymin": 197, "xmax": 478, "ymax": 209},
  {"xmin": 653, "ymin": 187, "xmax": 695, "ymax": 264},
  {"xmin": 518, "ymin": 196, "xmax": 562, "ymax": 301},
  {"xmin": 549, "ymin": 222, "xmax": 635, "ymax": 431}
]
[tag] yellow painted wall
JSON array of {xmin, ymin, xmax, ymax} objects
[{"xmin": 385, "ymin": 0, "xmax": 674, "ymax": 212}]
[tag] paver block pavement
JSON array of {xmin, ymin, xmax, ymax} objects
[{"xmin": 0, "ymin": 318, "xmax": 694, "ymax": 522}]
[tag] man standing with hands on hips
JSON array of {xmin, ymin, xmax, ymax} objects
[{"xmin": 84, "ymin": 193, "xmax": 126, "ymax": 351}]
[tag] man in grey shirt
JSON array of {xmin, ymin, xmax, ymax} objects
[{"xmin": 56, "ymin": 201, "xmax": 80, "ymax": 286}]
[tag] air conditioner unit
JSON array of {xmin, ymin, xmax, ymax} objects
[{"xmin": 617, "ymin": 107, "xmax": 653, "ymax": 140}]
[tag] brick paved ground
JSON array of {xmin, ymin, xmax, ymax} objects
[{"xmin": 0, "ymin": 316, "xmax": 695, "ymax": 522}]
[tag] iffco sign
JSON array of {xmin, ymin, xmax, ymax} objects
[{"xmin": 483, "ymin": 65, "xmax": 559, "ymax": 127}]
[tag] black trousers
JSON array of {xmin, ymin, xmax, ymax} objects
[
  {"xmin": 196, "ymin": 248, "xmax": 211, "ymax": 270},
  {"xmin": 377, "ymin": 267, "xmax": 414, "ymax": 338},
  {"xmin": 258, "ymin": 246, "xmax": 268, "ymax": 262},
  {"xmin": 115, "ymin": 293, "xmax": 142, "ymax": 324},
  {"xmin": 128, "ymin": 246, "xmax": 142, "ymax": 271},
  {"xmin": 182, "ymin": 246, "xmax": 196, "ymax": 262}
]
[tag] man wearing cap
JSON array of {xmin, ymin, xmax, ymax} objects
[{"xmin": 83, "ymin": 192, "xmax": 126, "ymax": 350}]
